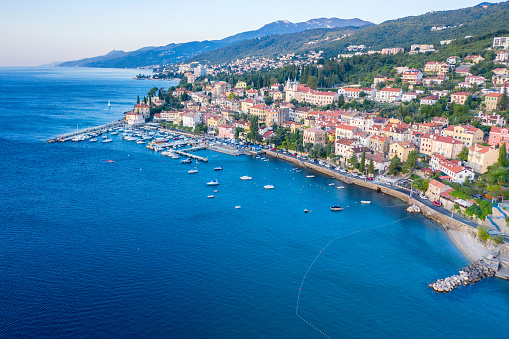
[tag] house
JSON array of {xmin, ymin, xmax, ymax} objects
[
  {"xmin": 125, "ymin": 112, "xmax": 144, "ymax": 125},
  {"xmin": 484, "ymin": 93, "xmax": 503, "ymax": 111},
  {"xmin": 218, "ymin": 124, "xmax": 235, "ymax": 139},
  {"xmin": 475, "ymin": 111, "xmax": 506, "ymax": 126},
  {"xmin": 182, "ymin": 112, "xmax": 201, "ymax": 128},
  {"xmin": 389, "ymin": 141, "xmax": 417, "ymax": 162},
  {"xmin": 335, "ymin": 123, "xmax": 359, "ymax": 139},
  {"xmin": 419, "ymin": 133, "xmax": 463, "ymax": 159},
  {"xmin": 381, "ymin": 47, "xmax": 404, "ymax": 55},
  {"xmin": 492, "ymin": 68, "xmax": 509, "ymax": 76},
  {"xmin": 420, "ymin": 96, "xmax": 439, "ymax": 105},
  {"xmin": 262, "ymin": 130, "xmax": 275, "ymax": 141},
  {"xmin": 368, "ymin": 135, "xmax": 390, "ymax": 153},
  {"xmin": 426, "ymin": 179, "xmax": 452, "ymax": 201},
  {"xmin": 402, "ymin": 69, "xmax": 423, "ymax": 85},
  {"xmin": 365, "ymin": 152, "xmax": 391, "ymax": 172},
  {"xmin": 375, "ymin": 88, "xmax": 402, "ymax": 103},
  {"xmin": 207, "ymin": 115, "xmax": 228, "ymax": 129},
  {"xmin": 424, "ymin": 62, "xmax": 449, "ymax": 74},
  {"xmin": 402, "ymin": 92, "xmax": 419, "ymax": 102},
  {"xmin": 423, "ymin": 75, "xmax": 448, "ymax": 86},
  {"xmin": 464, "ymin": 55, "xmax": 485, "ymax": 64},
  {"xmin": 303, "ymin": 127, "xmax": 326, "ymax": 146},
  {"xmin": 265, "ymin": 107, "xmax": 290, "ymax": 127},
  {"xmin": 235, "ymin": 81, "xmax": 247, "ymax": 89},
  {"xmin": 133, "ymin": 103, "xmax": 150, "ymax": 119},
  {"xmin": 160, "ymin": 110, "xmax": 180, "ymax": 122},
  {"xmin": 489, "ymin": 126, "xmax": 509, "ymax": 148},
  {"xmin": 450, "ymin": 92, "xmax": 470, "ymax": 105},
  {"xmin": 374, "ymin": 76, "xmax": 387, "ymax": 84},
  {"xmin": 338, "ymin": 87, "xmax": 362, "ymax": 99},
  {"xmin": 493, "ymin": 37, "xmax": 509, "ymax": 49},
  {"xmin": 430, "ymin": 154, "xmax": 475, "ymax": 183},
  {"xmin": 465, "ymin": 76, "xmax": 486, "ymax": 86},
  {"xmin": 335, "ymin": 138, "xmax": 358, "ymax": 158},
  {"xmin": 442, "ymin": 124, "xmax": 483, "ymax": 148},
  {"xmin": 246, "ymin": 88, "xmax": 259, "ymax": 98},
  {"xmin": 467, "ymin": 144, "xmax": 499, "ymax": 174}
]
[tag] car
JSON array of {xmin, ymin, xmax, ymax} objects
[
  {"xmin": 366, "ymin": 177, "xmax": 373, "ymax": 181},
  {"xmin": 386, "ymin": 182, "xmax": 392, "ymax": 186},
  {"xmin": 313, "ymin": 159, "xmax": 319, "ymax": 163},
  {"xmin": 419, "ymin": 194, "xmax": 428, "ymax": 200},
  {"xmin": 270, "ymin": 148, "xmax": 276, "ymax": 151},
  {"xmin": 432, "ymin": 201, "xmax": 442, "ymax": 207},
  {"xmin": 291, "ymin": 153, "xmax": 297, "ymax": 157},
  {"xmin": 319, "ymin": 161, "xmax": 325, "ymax": 165}
]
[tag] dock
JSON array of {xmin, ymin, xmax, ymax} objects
[
  {"xmin": 47, "ymin": 121, "xmax": 124, "ymax": 143},
  {"xmin": 175, "ymin": 149, "xmax": 208, "ymax": 162}
]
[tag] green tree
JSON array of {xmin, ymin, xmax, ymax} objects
[
  {"xmin": 368, "ymin": 159, "xmax": 375, "ymax": 174},
  {"xmin": 457, "ymin": 147, "xmax": 469, "ymax": 162},
  {"xmin": 359, "ymin": 150, "xmax": 366, "ymax": 173},
  {"xmin": 401, "ymin": 150, "xmax": 419, "ymax": 174},
  {"xmin": 388, "ymin": 156, "xmax": 401, "ymax": 175},
  {"xmin": 137, "ymin": 95, "xmax": 140, "ymax": 104},
  {"xmin": 500, "ymin": 86, "xmax": 508, "ymax": 111},
  {"xmin": 499, "ymin": 143, "xmax": 507, "ymax": 167},
  {"xmin": 348, "ymin": 153, "xmax": 358, "ymax": 170},
  {"xmin": 306, "ymin": 76, "xmax": 318, "ymax": 89}
]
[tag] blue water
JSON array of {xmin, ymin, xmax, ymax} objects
[{"xmin": 1, "ymin": 68, "xmax": 509, "ymax": 338}]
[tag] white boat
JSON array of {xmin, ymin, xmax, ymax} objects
[
  {"xmin": 337, "ymin": 186, "xmax": 345, "ymax": 189},
  {"xmin": 89, "ymin": 138, "xmax": 97, "ymax": 142},
  {"xmin": 111, "ymin": 131, "xmax": 119, "ymax": 135},
  {"xmin": 256, "ymin": 156, "xmax": 260, "ymax": 159},
  {"xmin": 207, "ymin": 195, "xmax": 214, "ymax": 198},
  {"xmin": 328, "ymin": 183, "xmax": 335, "ymax": 186},
  {"xmin": 240, "ymin": 176, "xmax": 252, "ymax": 180},
  {"xmin": 214, "ymin": 190, "xmax": 219, "ymax": 193},
  {"xmin": 108, "ymin": 100, "xmax": 111, "ymax": 108},
  {"xmin": 330, "ymin": 205, "xmax": 344, "ymax": 211},
  {"xmin": 235, "ymin": 206, "xmax": 241, "ymax": 209},
  {"xmin": 264, "ymin": 159, "xmax": 269, "ymax": 162},
  {"xmin": 188, "ymin": 169, "xmax": 198, "ymax": 174},
  {"xmin": 264, "ymin": 185, "xmax": 274, "ymax": 189},
  {"xmin": 102, "ymin": 139, "xmax": 112, "ymax": 143},
  {"xmin": 206, "ymin": 180, "xmax": 220, "ymax": 186},
  {"xmin": 172, "ymin": 154, "xmax": 180, "ymax": 159},
  {"xmin": 102, "ymin": 135, "xmax": 108, "ymax": 139},
  {"xmin": 306, "ymin": 175, "xmax": 315, "ymax": 178},
  {"xmin": 361, "ymin": 201, "xmax": 371, "ymax": 204},
  {"xmin": 137, "ymin": 140, "xmax": 145, "ymax": 144},
  {"xmin": 181, "ymin": 158, "xmax": 192, "ymax": 164},
  {"xmin": 214, "ymin": 166, "xmax": 223, "ymax": 171}
]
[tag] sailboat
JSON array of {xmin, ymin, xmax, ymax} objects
[{"xmin": 108, "ymin": 100, "xmax": 111, "ymax": 108}]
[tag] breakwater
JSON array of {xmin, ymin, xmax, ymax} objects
[{"xmin": 429, "ymin": 257, "xmax": 499, "ymax": 292}]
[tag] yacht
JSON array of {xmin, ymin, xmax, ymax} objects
[
  {"xmin": 89, "ymin": 138, "xmax": 98, "ymax": 142},
  {"xmin": 263, "ymin": 185, "xmax": 274, "ymax": 189},
  {"xmin": 330, "ymin": 205, "xmax": 344, "ymax": 211},
  {"xmin": 235, "ymin": 206, "xmax": 241, "ymax": 209},
  {"xmin": 188, "ymin": 169, "xmax": 198, "ymax": 174},
  {"xmin": 137, "ymin": 140, "xmax": 145, "ymax": 144},
  {"xmin": 306, "ymin": 175, "xmax": 315, "ymax": 178},
  {"xmin": 361, "ymin": 201, "xmax": 371, "ymax": 204},
  {"xmin": 214, "ymin": 166, "xmax": 223, "ymax": 171},
  {"xmin": 172, "ymin": 154, "xmax": 180, "ymax": 159},
  {"xmin": 206, "ymin": 180, "xmax": 220, "ymax": 186},
  {"xmin": 328, "ymin": 183, "xmax": 335, "ymax": 186},
  {"xmin": 111, "ymin": 131, "xmax": 119, "ymax": 135},
  {"xmin": 240, "ymin": 176, "xmax": 252, "ymax": 180},
  {"xmin": 337, "ymin": 186, "xmax": 345, "ymax": 189},
  {"xmin": 207, "ymin": 195, "xmax": 214, "ymax": 198},
  {"xmin": 102, "ymin": 139, "xmax": 112, "ymax": 143},
  {"xmin": 181, "ymin": 158, "xmax": 192, "ymax": 164},
  {"xmin": 102, "ymin": 135, "xmax": 108, "ymax": 139}
]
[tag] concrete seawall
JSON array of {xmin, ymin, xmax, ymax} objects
[{"xmin": 263, "ymin": 150, "xmax": 476, "ymax": 235}]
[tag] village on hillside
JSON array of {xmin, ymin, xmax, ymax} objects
[{"xmin": 125, "ymin": 36, "xmax": 509, "ymax": 242}]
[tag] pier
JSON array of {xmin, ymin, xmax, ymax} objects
[
  {"xmin": 47, "ymin": 121, "xmax": 124, "ymax": 143},
  {"xmin": 175, "ymin": 149, "xmax": 208, "ymax": 162}
]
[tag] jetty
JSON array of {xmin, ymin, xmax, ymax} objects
[
  {"xmin": 47, "ymin": 121, "xmax": 124, "ymax": 143},
  {"xmin": 175, "ymin": 149, "xmax": 208, "ymax": 162}
]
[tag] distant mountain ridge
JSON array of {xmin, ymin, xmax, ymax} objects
[{"xmin": 58, "ymin": 18, "xmax": 373, "ymax": 68}]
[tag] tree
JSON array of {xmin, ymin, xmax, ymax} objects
[
  {"xmin": 401, "ymin": 150, "xmax": 419, "ymax": 174},
  {"xmin": 137, "ymin": 95, "xmax": 140, "ymax": 104},
  {"xmin": 348, "ymin": 153, "xmax": 358, "ymax": 170},
  {"xmin": 304, "ymin": 142, "xmax": 314, "ymax": 151},
  {"xmin": 498, "ymin": 143, "xmax": 507, "ymax": 167},
  {"xmin": 388, "ymin": 156, "xmax": 401, "ymax": 175},
  {"xmin": 458, "ymin": 147, "xmax": 469, "ymax": 162},
  {"xmin": 306, "ymin": 76, "xmax": 318, "ymax": 89},
  {"xmin": 368, "ymin": 159, "xmax": 375, "ymax": 174},
  {"xmin": 500, "ymin": 86, "xmax": 508, "ymax": 111},
  {"xmin": 359, "ymin": 150, "xmax": 366, "ymax": 173}
]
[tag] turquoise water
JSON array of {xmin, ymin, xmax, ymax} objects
[{"xmin": 1, "ymin": 68, "xmax": 509, "ymax": 338}]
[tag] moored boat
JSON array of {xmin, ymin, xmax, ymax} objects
[
  {"xmin": 361, "ymin": 201, "xmax": 371, "ymax": 204},
  {"xmin": 206, "ymin": 180, "xmax": 220, "ymax": 186},
  {"xmin": 264, "ymin": 185, "xmax": 274, "ymax": 189},
  {"xmin": 214, "ymin": 166, "xmax": 223, "ymax": 171},
  {"xmin": 306, "ymin": 175, "xmax": 315, "ymax": 178},
  {"xmin": 330, "ymin": 205, "xmax": 344, "ymax": 211},
  {"xmin": 240, "ymin": 176, "xmax": 252, "ymax": 180}
]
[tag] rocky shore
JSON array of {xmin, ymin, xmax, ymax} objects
[{"xmin": 429, "ymin": 256, "xmax": 499, "ymax": 292}]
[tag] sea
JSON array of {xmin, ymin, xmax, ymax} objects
[{"xmin": 1, "ymin": 67, "xmax": 508, "ymax": 338}]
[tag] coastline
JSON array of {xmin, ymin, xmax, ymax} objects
[{"xmin": 262, "ymin": 149, "xmax": 499, "ymax": 264}]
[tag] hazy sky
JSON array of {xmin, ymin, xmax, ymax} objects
[{"xmin": 0, "ymin": 0, "xmax": 505, "ymax": 66}]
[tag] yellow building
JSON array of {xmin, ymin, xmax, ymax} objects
[
  {"xmin": 249, "ymin": 104, "xmax": 268, "ymax": 121},
  {"xmin": 442, "ymin": 124, "xmax": 483, "ymax": 148},
  {"xmin": 426, "ymin": 179, "xmax": 452, "ymax": 201},
  {"xmin": 467, "ymin": 144, "xmax": 499, "ymax": 174},
  {"xmin": 303, "ymin": 127, "xmax": 326, "ymax": 146},
  {"xmin": 485, "ymin": 93, "xmax": 502, "ymax": 111},
  {"xmin": 235, "ymin": 81, "xmax": 247, "ymax": 89},
  {"xmin": 207, "ymin": 115, "xmax": 227, "ymax": 129},
  {"xmin": 389, "ymin": 141, "xmax": 416, "ymax": 162}
]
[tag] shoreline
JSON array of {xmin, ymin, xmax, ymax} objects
[{"xmin": 262, "ymin": 149, "xmax": 500, "ymax": 264}]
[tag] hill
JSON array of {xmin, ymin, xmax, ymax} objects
[{"xmin": 58, "ymin": 18, "xmax": 372, "ymax": 68}]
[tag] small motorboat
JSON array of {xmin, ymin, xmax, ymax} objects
[
  {"xmin": 102, "ymin": 139, "xmax": 112, "ymax": 143},
  {"xmin": 181, "ymin": 158, "xmax": 192, "ymax": 164},
  {"xmin": 214, "ymin": 190, "xmax": 219, "ymax": 193},
  {"xmin": 337, "ymin": 186, "xmax": 345, "ymax": 189},
  {"xmin": 235, "ymin": 206, "xmax": 241, "ymax": 209},
  {"xmin": 106, "ymin": 160, "xmax": 114, "ymax": 163},
  {"xmin": 207, "ymin": 195, "xmax": 214, "ymax": 198},
  {"xmin": 172, "ymin": 154, "xmax": 180, "ymax": 159},
  {"xmin": 214, "ymin": 166, "xmax": 223, "ymax": 171},
  {"xmin": 361, "ymin": 201, "xmax": 371, "ymax": 204},
  {"xmin": 306, "ymin": 175, "xmax": 315, "ymax": 178},
  {"xmin": 90, "ymin": 138, "xmax": 98, "ymax": 142},
  {"xmin": 240, "ymin": 176, "xmax": 252, "ymax": 180},
  {"xmin": 328, "ymin": 183, "xmax": 335, "ymax": 186},
  {"xmin": 295, "ymin": 170, "xmax": 302, "ymax": 173},
  {"xmin": 264, "ymin": 159, "xmax": 269, "ymax": 162},
  {"xmin": 207, "ymin": 180, "xmax": 220, "ymax": 186},
  {"xmin": 111, "ymin": 131, "xmax": 119, "ymax": 135},
  {"xmin": 137, "ymin": 140, "xmax": 145, "ymax": 144},
  {"xmin": 304, "ymin": 209, "xmax": 309, "ymax": 213},
  {"xmin": 256, "ymin": 156, "xmax": 260, "ymax": 159},
  {"xmin": 292, "ymin": 168, "xmax": 299, "ymax": 170},
  {"xmin": 264, "ymin": 185, "xmax": 274, "ymax": 189},
  {"xmin": 330, "ymin": 205, "xmax": 344, "ymax": 211},
  {"xmin": 188, "ymin": 169, "xmax": 198, "ymax": 174}
]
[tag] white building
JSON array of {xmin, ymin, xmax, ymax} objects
[{"xmin": 182, "ymin": 112, "xmax": 201, "ymax": 128}]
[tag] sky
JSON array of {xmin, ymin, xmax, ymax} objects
[{"xmin": 0, "ymin": 0, "xmax": 505, "ymax": 66}]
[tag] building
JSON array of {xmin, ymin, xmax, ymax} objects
[
  {"xmin": 484, "ymin": 93, "xmax": 503, "ymax": 111},
  {"xmin": 430, "ymin": 154, "xmax": 475, "ymax": 183},
  {"xmin": 493, "ymin": 37, "xmax": 509, "ymax": 49},
  {"xmin": 467, "ymin": 144, "xmax": 499, "ymax": 174},
  {"xmin": 450, "ymin": 92, "xmax": 470, "ymax": 105},
  {"xmin": 160, "ymin": 110, "xmax": 180, "ymax": 122},
  {"xmin": 365, "ymin": 152, "xmax": 391, "ymax": 172},
  {"xmin": 335, "ymin": 123, "xmax": 359, "ymax": 139},
  {"xmin": 489, "ymin": 126, "xmax": 509, "ymax": 148},
  {"xmin": 218, "ymin": 124, "xmax": 235, "ymax": 139},
  {"xmin": 402, "ymin": 69, "xmax": 423, "ymax": 85},
  {"xmin": 368, "ymin": 135, "xmax": 390, "ymax": 153},
  {"xmin": 389, "ymin": 141, "xmax": 416, "ymax": 162},
  {"xmin": 375, "ymin": 88, "xmax": 402, "ymax": 103},
  {"xmin": 464, "ymin": 55, "xmax": 485, "ymax": 64},
  {"xmin": 303, "ymin": 127, "xmax": 326, "ymax": 146},
  {"xmin": 420, "ymin": 96, "xmax": 439, "ymax": 105},
  {"xmin": 465, "ymin": 76, "xmax": 486, "ymax": 86},
  {"xmin": 419, "ymin": 133, "xmax": 463, "ymax": 159},
  {"xmin": 475, "ymin": 111, "xmax": 506, "ymax": 126},
  {"xmin": 374, "ymin": 76, "xmax": 387, "ymax": 84},
  {"xmin": 426, "ymin": 179, "xmax": 452, "ymax": 201},
  {"xmin": 125, "ymin": 112, "xmax": 144, "ymax": 125},
  {"xmin": 182, "ymin": 112, "xmax": 201, "ymax": 128},
  {"xmin": 212, "ymin": 81, "xmax": 232, "ymax": 96},
  {"xmin": 335, "ymin": 138, "xmax": 358, "ymax": 158},
  {"xmin": 381, "ymin": 47, "xmax": 404, "ymax": 55},
  {"xmin": 265, "ymin": 107, "xmax": 290, "ymax": 127},
  {"xmin": 235, "ymin": 81, "xmax": 247, "ymax": 89},
  {"xmin": 402, "ymin": 92, "xmax": 419, "ymax": 102},
  {"xmin": 442, "ymin": 124, "xmax": 483, "ymax": 148},
  {"xmin": 134, "ymin": 103, "xmax": 150, "ymax": 119},
  {"xmin": 424, "ymin": 62, "xmax": 449, "ymax": 74}
]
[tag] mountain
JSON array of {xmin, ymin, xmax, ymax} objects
[
  {"xmin": 58, "ymin": 18, "xmax": 372, "ymax": 68},
  {"xmin": 188, "ymin": 1, "xmax": 509, "ymax": 65}
]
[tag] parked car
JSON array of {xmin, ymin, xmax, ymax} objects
[
  {"xmin": 313, "ymin": 159, "xmax": 319, "ymax": 163},
  {"xmin": 432, "ymin": 201, "xmax": 442, "ymax": 207},
  {"xmin": 419, "ymin": 193, "xmax": 428, "ymax": 200},
  {"xmin": 291, "ymin": 153, "xmax": 297, "ymax": 157},
  {"xmin": 366, "ymin": 177, "xmax": 373, "ymax": 181},
  {"xmin": 270, "ymin": 148, "xmax": 276, "ymax": 151}
]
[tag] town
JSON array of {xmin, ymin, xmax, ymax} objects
[{"xmin": 124, "ymin": 35, "xmax": 509, "ymax": 247}]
